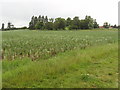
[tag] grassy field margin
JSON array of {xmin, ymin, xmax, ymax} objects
[{"xmin": 2, "ymin": 43, "xmax": 118, "ymax": 88}]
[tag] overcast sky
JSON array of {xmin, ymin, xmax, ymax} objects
[{"xmin": 0, "ymin": 0, "xmax": 119, "ymax": 28}]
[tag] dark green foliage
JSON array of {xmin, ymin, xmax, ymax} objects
[
  {"xmin": 29, "ymin": 15, "xmax": 49, "ymax": 30},
  {"xmin": 7, "ymin": 22, "xmax": 11, "ymax": 30},
  {"xmin": 29, "ymin": 16, "xmax": 35, "ymax": 30},
  {"xmin": 113, "ymin": 24, "xmax": 117, "ymax": 28},
  {"xmin": 35, "ymin": 22, "xmax": 44, "ymax": 29},
  {"xmin": 54, "ymin": 18, "xmax": 66, "ymax": 30},
  {"xmin": 34, "ymin": 17, "xmax": 38, "ymax": 25},
  {"xmin": 84, "ymin": 16, "xmax": 94, "ymax": 29},
  {"xmin": 49, "ymin": 18, "xmax": 54, "ymax": 22},
  {"xmin": 5, "ymin": 22, "xmax": 15, "ymax": 30},
  {"xmin": 79, "ymin": 20, "xmax": 88, "ymax": 29},
  {"xmin": 38, "ymin": 15, "xmax": 42, "ymax": 22},
  {"xmin": 20, "ymin": 26, "xmax": 27, "ymax": 29},
  {"xmin": 65, "ymin": 17, "xmax": 72, "ymax": 30},
  {"xmin": 29, "ymin": 22, "xmax": 34, "ymax": 30},
  {"xmin": 45, "ymin": 16, "xmax": 48, "ymax": 23},
  {"xmin": 1, "ymin": 23, "xmax": 4, "ymax": 30},
  {"xmin": 28, "ymin": 15, "xmax": 100, "ymax": 30},
  {"xmin": 103, "ymin": 22, "xmax": 109, "ymax": 28},
  {"xmin": 71, "ymin": 16, "xmax": 80, "ymax": 30},
  {"xmin": 13, "ymin": 27, "xmax": 28, "ymax": 30},
  {"xmin": 66, "ymin": 17, "xmax": 72, "ymax": 26},
  {"xmin": 45, "ymin": 22, "xmax": 54, "ymax": 30},
  {"xmin": 42, "ymin": 16, "xmax": 45, "ymax": 23},
  {"xmin": 93, "ymin": 20, "xmax": 99, "ymax": 28}
]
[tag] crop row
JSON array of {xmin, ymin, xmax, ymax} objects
[{"xmin": 2, "ymin": 30, "xmax": 118, "ymax": 60}]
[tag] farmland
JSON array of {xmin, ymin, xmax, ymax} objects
[
  {"xmin": 2, "ymin": 29, "xmax": 118, "ymax": 88},
  {"xmin": 2, "ymin": 29, "xmax": 118, "ymax": 61}
]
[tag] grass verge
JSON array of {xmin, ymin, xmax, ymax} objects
[{"xmin": 2, "ymin": 43, "xmax": 118, "ymax": 88}]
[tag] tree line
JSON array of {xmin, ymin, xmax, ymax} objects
[
  {"xmin": 1, "ymin": 22, "xmax": 27, "ymax": 31},
  {"xmin": 1, "ymin": 15, "xmax": 118, "ymax": 31},
  {"xmin": 29, "ymin": 15, "xmax": 99, "ymax": 30}
]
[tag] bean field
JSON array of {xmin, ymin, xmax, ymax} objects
[
  {"xmin": 2, "ymin": 29, "xmax": 118, "ymax": 88},
  {"xmin": 2, "ymin": 29, "xmax": 118, "ymax": 61}
]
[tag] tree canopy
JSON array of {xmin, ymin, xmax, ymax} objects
[{"xmin": 29, "ymin": 15, "xmax": 99, "ymax": 30}]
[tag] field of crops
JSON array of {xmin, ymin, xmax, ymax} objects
[
  {"xmin": 2, "ymin": 29, "xmax": 118, "ymax": 88},
  {"xmin": 2, "ymin": 29, "xmax": 118, "ymax": 61}
]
